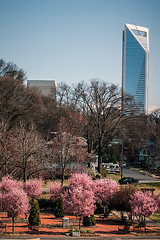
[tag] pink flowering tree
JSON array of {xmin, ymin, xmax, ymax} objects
[
  {"xmin": 0, "ymin": 193, "xmax": 2, "ymax": 211},
  {"xmin": 24, "ymin": 178, "xmax": 42, "ymax": 199},
  {"xmin": 0, "ymin": 175, "xmax": 22, "ymax": 193},
  {"xmin": 2, "ymin": 187, "xmax": 30, "ymax": 233},
  {"xmin": 0, "ymin": 176, "xmax": 30, "ymax": 232},
  {"xmin": 129, "ymin": 191, "xmax": 157, "ymax": 224},
  {"xmin": 155, "ymin": 193, "xmax": 160, "ymax": 212},
  {"xmin": 63, "ymin": 173, "xmax": 95, "ymax": 230},
  {"xmin": 93, "ymin": 179, "xmax": 118, "ymax": 216},
  {"xmin": 49, "ymin": 181, "xmax": 63, "ymax": 202}
]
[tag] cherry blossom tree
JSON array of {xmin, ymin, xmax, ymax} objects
[
  {"xmin": 94, "ymin": 179, "xmax": 118, "ymax": 202},
  {"xmin": 0, "ymin": 175, "xmax": 22, "ymax": 193},
  {"xmin": 68, "ymin": 172, "xmax": 93, "ymax": 189},
  {"xmin": 63, "ymin": 173, "xmax": 95, "ymax": 230},
  {"xmin": 24, "ymin": 178, "xmax": 42, "ymax": 199},
  {"xmin": 129, "ymin": 191, "xmax": 157, "ymax": 224},
  {"xmin": 93, "ymin": 179, "xmax": 118, "ymax": 216},
  {"xmin": 0, "ymin": 175, "xmax": 30, "ymax": 232},
  {"xmin": 2, "ymin": 187, "xmax": 30, "ymax": 233},
  {"xmin": 0, "ymin": 193, "xmax": 2, "ymax": 211},
  {"xmin": 49, "ymin": 181, "xmax": 63, "ymax": 202},
  {"xmin": 155, "ymin": 193, "xmax": 160, "ymax": 212}
]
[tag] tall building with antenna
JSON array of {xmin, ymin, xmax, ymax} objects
[{"xmin": 122, "ymin": 23, "xmax": 149, "ymax": 114}]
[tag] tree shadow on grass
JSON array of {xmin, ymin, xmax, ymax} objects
[
  {"xmin": 96, "ymin": 219, "xmax": 121, "ymax": 226},
  {"xmin": 23, "ymin": 230, "xmax": 67, "ymax": 236}
]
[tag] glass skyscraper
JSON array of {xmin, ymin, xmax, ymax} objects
[{"xmin": 122, "ymin": 24, "xmax": 149, "ymax": 114}]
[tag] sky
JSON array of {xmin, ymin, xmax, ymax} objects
[{"xmin": 0, "ymin": 0, "xmax": 160, "ymax": 112}]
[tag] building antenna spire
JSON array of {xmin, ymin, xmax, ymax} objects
[{"xmin": 131, "ymin": 18, "xmax": 140, "ymax": 35}]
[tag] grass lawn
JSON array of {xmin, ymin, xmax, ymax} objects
[
  {"xmin": 106, "ymin": 173, "xmax": 121, "ymax": 182},
  {"xmin": 140, "ymin": 182, "xmax": 160, "ymax": 188},
  {"xmin": 149, "ymin": 212, "xmax": 160, "ymax": 222},
  {"xmin": 137, "ymin": 182, "xmax": 160, "ymax": 194}
]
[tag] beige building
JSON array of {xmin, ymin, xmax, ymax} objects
[{"xmin": 27, "ymin": 80, "xmax": 57, "ymax": 98}]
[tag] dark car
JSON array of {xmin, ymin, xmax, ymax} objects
[{"xmin": 118, "ymin": 177, "xmax": 139, "ymax": 185}]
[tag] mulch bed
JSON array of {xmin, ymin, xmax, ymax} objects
[{"xmin": 1, "ymin": 212, "xmax": 160, "ymax": 237}]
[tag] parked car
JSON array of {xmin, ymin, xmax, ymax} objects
[
  {"xmin": 103, "ymin": 163, "xmax": 120, "ymax": 173},
  {"xmin": 122, "ymin": 163, "xmax": 126, "ymax": 168},
  {"xmin": 118, "ymin": 177, "xmax": 139, "ymax": 185}
]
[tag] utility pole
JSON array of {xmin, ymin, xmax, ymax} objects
[{"xmin": 120, "ymin": 142, "xmax": 123, "ymax": 179}]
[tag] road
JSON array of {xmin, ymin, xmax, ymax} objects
[{"xmin": 123, "ymin": 168, "xmax": 160, "ymax": 183}]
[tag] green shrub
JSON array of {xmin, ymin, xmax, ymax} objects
[
  {"xmin": 54, "ymin": 197, "xmax": 65, "ymax": 218},
  {"xmin": 83, "ymin": 215, "xmax": 96, "ymax": 226},
  {"xmin": 94, "ymin": 201, "xmax": 104, "ymax": 214},
  {"xmin": 95, "ymin": 201, "xmax": 110, "ymax": 216},
  {"xmin": 29, "ymin": 199, "xmax": 41, "ymax": 226}
]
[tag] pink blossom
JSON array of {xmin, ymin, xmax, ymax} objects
[
  {"xmin": 2, "ymin": 187, "xmax": 30, "ymax": 233},
  {"xmin": 63, "ymin": 185, "xmax": 95, "ymax": 218},
  {"xmin": 0, "ymin": 175, "xmax": 22, "ymax": 193},
  {"xmin": 0, "ymin": 193, "xmax": 2, "ymax": 211},
  {"xmin": 94, "ymin": 179, "xmax": 118, "ymax": 202},
  {"xmin": 2, "ymin": 187, "xmax": 30, "ymax": 215},
  {"xmin": 69, "ymin": 172, "xmax": 93, "ymax": 190},
  {"xmin": 155, "ymin": 193, "xmax": 160, "ymax": 212},
  {"xmin": 49, "ymin": 181, "xmax": 63, "ymax": 202},
  {"xmin": 129, "ymin": 191, "xmax": 157, "ymax": 221},
  {"xmin": 24, "ymin": 178, "xmax": 42, "ymax": 199},
  {"xmin": 63, "ymin": 173, "xmax": 95, "ymax": 230}
]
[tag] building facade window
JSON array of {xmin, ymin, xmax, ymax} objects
[{"xmin": 122, "ymin": 24, "xmax": 149, "ymax": 114}]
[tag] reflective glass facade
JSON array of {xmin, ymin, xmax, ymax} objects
[{"xmin": 122, "ymin": 24, "xmax": 149, "ymax": 114}]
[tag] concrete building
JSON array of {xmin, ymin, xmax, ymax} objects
[
  {"xmin": 122, "ymin": 24, "xmax": 149, "ymax": 114},
  {"xmin": 27, "ymin": 80, "xmax": 57, "ymax": 98}
]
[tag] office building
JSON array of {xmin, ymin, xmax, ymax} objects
[
  {"xmin": 27, "ymin": 80, "xmax": 57, "ymax": 98},
  {"xmin": 122, "ymin": 24, "xmax": 149, "ymax": 114}
]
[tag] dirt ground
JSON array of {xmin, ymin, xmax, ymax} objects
[{"xmin": 0, "ymin": 212, "xmax": 160, "ymax": 237}]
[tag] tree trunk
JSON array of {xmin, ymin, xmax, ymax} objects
[
  {"xmin": 79, "ymin": 217, "xmax": 82, "ymax": 231},
  {"xmin": 61, "ymin": 168, "xmax": 65, "ymax": 186},
  {"xmin": 12, "ymin": 216, "xmax": 15, "ymax": 233},
  {"xmin": 98, "ymin": 144, "xmax": 102, "ymax": 174},
  {"xmin": 23, "ymin": 167, "xmax": 26, "ymax": 182}
]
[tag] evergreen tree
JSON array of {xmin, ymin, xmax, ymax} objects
[
  {"xmin": 54, "ymin": 197, "xmax": 65, "ymax": 218},
  {"xmin": 83, "ymin": 215, "xmax": 96, "ymax": 226},
  {"xmin": 110, "ymin": 153, "xmax": 117, "ymax": 164},
  {"xmin": 29, "ymin": 199, "xmax": 41, "ymax": 226}
]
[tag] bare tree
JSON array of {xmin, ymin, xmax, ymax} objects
[
  {"xmin": 122, "ymin": 114, "xmax": 148, "ymax": 163},
  {"xmin": 74, "ymin": 79, "xmax": 137, "ymax": 173},
  {"xmin": 147, "ymin": 109, "xmax": 160, "ymax": 166},
  {"xmin": 0, "ymin": 76, "xmax": 45, "ymax": 130},
  {"xmin": 57, "ymin": 82, "xmax": 79, "ymax": 111},
  {"xmin": 50, "ymin": 112, "xmax": 88, "ymax": 185},
  {"xmin": 0, "ymin": 122, "xmax": 48, "ymax": 181},
  {"xmin": 36, "ymin": 95, "xmax": 62, "ymax": 139},
  {"xmin": 0, "ymin": 59, "xmax": 26, "ymax": 83}
]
